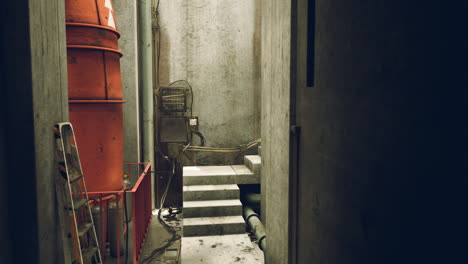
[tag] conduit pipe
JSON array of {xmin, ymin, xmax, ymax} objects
[
  {"xmin": 244, "ymin": 193, "xmax": 261, "ymax": 205},
  {"xmin": 243, "ymin": 206, "xmax": 266, "ymax": 251},
  {"xmin": 139, "ymin": 0, "xmax": 155, "ymax": 205}
]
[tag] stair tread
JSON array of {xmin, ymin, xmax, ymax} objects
[
  {"xmin": 183, "ymin": 166, "xmax": 236, "ymax": 177},
  {"xmin": 244, "ymin": 155, "xmax": 261, "ymax": 164},
  {"xmin": 183, "ymin": 215, "xmax": 245, "ymax": 226},
  {"xmin": 183, "ymin": 184, "xmax": 239, "ymax": 192},
  {"xmin": 184, "ymin": 199, "xmax": 242, "ymax": 208},
  {"xmin": 231, "ymin": 165, "xmax": 254, "ymax": 175}
]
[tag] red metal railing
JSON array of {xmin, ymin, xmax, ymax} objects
[
  {"xmin": 87, "ymin": 162, "xmax": 152, "ymax": 264},
  {"xmin": 128, "ymin": 162, "xmax": 152, "ymax": 263}
]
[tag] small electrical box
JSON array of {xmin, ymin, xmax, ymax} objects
[{"xmin": 188, "ymin": 116, "xmax": 199, "ymax": 131}]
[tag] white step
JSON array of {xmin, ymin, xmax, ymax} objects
[
  {"xmin": 183, "ymin": 165, "xmax": 258, "ymax": 185},
  {"xmin": 244, "ymin": 155, "xmax": 261, "ymax": 177},
  {"xmin": 183, "ymin": 199, "xmax": 242, "ymax": 218},
  {"xmin": 183, "ymin": 216, "xmax": 246, "ymax": 237},
  {"xmin": 183, "ymin": 184, "xmax": 239, "ymax": 201}
]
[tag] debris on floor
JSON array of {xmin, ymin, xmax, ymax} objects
[{"xmin": 181, "ymin": 234, "xmax": 264, "ymax": 264}]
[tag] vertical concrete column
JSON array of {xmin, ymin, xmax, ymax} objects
[
  {"xmin": 261, "ymin": 0, "xmax": 292, "ymax": 263},
  {"xmin": 1, "ymin": 0, "xmax": 69, "ymax": 263},
  {"xmin": 114, "ymin": 0, "xmax": 141, "ymax": 170}
]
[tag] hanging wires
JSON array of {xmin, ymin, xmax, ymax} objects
[
  {"xmin": 139, "ymin": 159, "xmax": 181, "ymax": 264},
  {"xmin": 139, "ymin": 209, "xmax": 180, "ymax": 264},
  {"xmin": 185, "ymin": 138, "xmax": 261, "ymax": 153},
  {"xmin": 179, "ymin": 138, "xmax": 261, "ymax": 165}
]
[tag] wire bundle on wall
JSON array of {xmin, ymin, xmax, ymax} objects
[{"xmin": 185, "ymin": 138, "xmax": 261, "ymax": 153}]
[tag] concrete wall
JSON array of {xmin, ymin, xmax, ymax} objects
[
  {"xmin": 260, "ymin": 0, "xmax": 291, "ymax": 263},
  {"xmin": 158, "ymin": 0, "xmax": 261, "ymax": 160},
  {"xmin": 1, "ymin": 0, "xmax": 69, "ymax": 262},
  {"xmin": 114, "ymin": 0, "xmax": 141, "ymax": 168},
  {"xmin": 293, "ymin": 0, "xmax": 447, "ymax": 263}
]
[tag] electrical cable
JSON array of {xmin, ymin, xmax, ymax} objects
[
  {"xmin": 139, "ymin": 159, "xmax": 181, "ymax": 264},
  {"xmin": 155, "ymin": 142, "xmax": 172, "ymax": 165},
  {"xmin": 140, "ymin": 208, "xmax": 181, "ymax": 264},
  {"xmin": 191, "ymin": 131, "xmax": 206, "ymax": 146},
  {"xmin": 185, "ymin": 138, "xmax": 261, "ymax": 153},
  {"xmin": 176, "ymin": 143, "xmax": 191, "ymax": 161},
  {"xmin": 180, "ymin": 138, "xmax": 261, "ymax": 165},
  {"xmin": 140, "ymin": 146, "xmax": 186, "ymax": 263}
]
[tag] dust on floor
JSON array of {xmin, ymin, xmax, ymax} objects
[{"xmin": 181, "ymin": 234, "xmax": 264, "ymax": 264}]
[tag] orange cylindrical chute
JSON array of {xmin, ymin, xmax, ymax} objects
[
  {"xmin": 65, "ymin": 0, "xmax": 125, "ymax": 193},
  {"xmin": 67, "ymin": 47, "xmax": 123, "ymax": 100},
  {"xmin": 69, "ymin": 101, "xmax": 124, "ymax": 192},
  {"xmin": 65, "ymin": 0, "xmax": 122, "ymax": 100},
  {"xmin": 65, "ymin": 0, "xmax": 118, "ymax": 29}
]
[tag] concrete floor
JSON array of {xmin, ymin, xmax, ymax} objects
[
  {"xmin": 142, "ymin": 210, "xmax": 264, "ymax": 264},
  {"xmin": 181, "ymin": 234, "xmax": 264, "ymax": 264},
  {"xmin": 102, "ymin": 209, "xmax": 263, "ymax": 264},
  {"xmin": 102, "ymin": 210, "xmax": 181, "ymax": 264},
  {"xmin": 139, "ymin": 210, "xmax": 182, "ymax": 264}
]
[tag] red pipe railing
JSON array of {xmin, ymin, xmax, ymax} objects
[
  {"xmin": 129, "ymin": 162, "xmax": 152, "ymax": 263},
  {"xmin": 87, "ymin": 162, "xmax": 152, "ymax": 264}
]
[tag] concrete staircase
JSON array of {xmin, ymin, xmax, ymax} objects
[{"xmin": 182, "ymin": 155, "xmax": 261, "ymax": 237}]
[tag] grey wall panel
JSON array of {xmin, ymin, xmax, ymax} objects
[{"xmin": 158, "ymin": 0, "xmax": 261, "ymax": 163}]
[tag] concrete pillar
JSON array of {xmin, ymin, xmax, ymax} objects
[
  {"xmin": 260, "ymin": 0, "xmax": 292, "ymax": 263},
  {"xmin": 114, "ymin": 0, "xmax": 141, "ymax": 169},
  {"xmin": 1, "ymin": 0, "xmax": 69, "ymax": 262},
  {"xmin": 292, "ymin": 0, "xmax": 449, "ymax": 263}
]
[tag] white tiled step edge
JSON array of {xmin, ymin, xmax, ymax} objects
[
  {"xmin": 183, "ymin": 216, "xmax": 246, "ymax": 237},
  {"xmin": 183, "ymin": 165, "xmax": 259, "ymax": 185},
  {"xmin": 183, "ymin": 184, "xmax": 239, "ymax": 201},
  {"xmin": 183, "ymin": 199, "xmax": 242, "ymax": 218},
  {"xmin": 244, "ymin": 155, "xmax": 261, "ymax": 177}
]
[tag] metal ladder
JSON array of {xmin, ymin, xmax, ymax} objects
[{"xmin": 55, "ymin": 122, "xmax": 102, "ymax": 264}]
